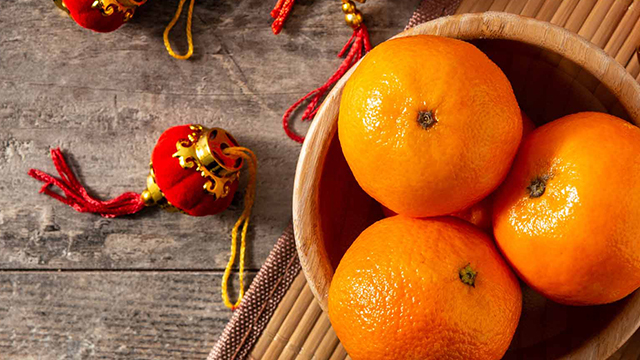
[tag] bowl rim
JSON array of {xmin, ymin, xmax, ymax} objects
[{"xmin": 293, "ymin": 11, "xmax": 640, "ymax": 358}]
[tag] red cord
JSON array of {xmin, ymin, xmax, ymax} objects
[
  {"xmin": 271, "ymin": 0, "xmax": 295, "ymax": 35},
  {"xmin": 28, "ymin": 148, "xmax": 145, "ymax": 218},
  {"xmin": 282, "ymin": 24, "xmax": 372, "ymax": 143}
]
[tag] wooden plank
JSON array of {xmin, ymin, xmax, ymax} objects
[
  {"xmin": 0, "ymin": 271, "xmax": 254, "ymax": 360},
  {"xmin": 0, "ymin": 0, "xmax": 419, "ymax": 271}
]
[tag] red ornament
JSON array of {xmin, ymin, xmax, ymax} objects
[
  {"xmin": 29, "ymin": 124, "xmax": 257, "ymax": 309},
  {"xmin": 56, "ymin": 0, "xmax": 147, "ymax": 33},
  {"xmin": 150, "ymin": 125, "xmax": 242, "ymax": 216},
  {"xmin": 29, "ymin": 124, "xmax": 248, "ymax": 217}
]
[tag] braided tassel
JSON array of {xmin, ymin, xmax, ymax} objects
[
  {"xmin": 28, "ymin": 148, "xmax": 145, "ymax": 218},
  {"xmin": 271, "ymin": 0, "xmax": 296, "ymax": 34},
  {"xmin": 282, "ymin": 24, "xmax": 371, "ymax": 143}
]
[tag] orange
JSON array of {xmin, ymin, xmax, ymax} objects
[
  {"xmin": 493, "ymin": 112, "xmax": 640, "ymax": 305},
  {"xmin": 339, "ymin": 35, "xmax": 522, "ymax": 217},
  {"xmin": 381, "ymin": 111, "xmax": 535, "ymax": 233},
  {"xmin": 328, "ymin": 216, "xmax": 522, "ymax": 360},
  {"xmin": 452, "ymin": 195, "xmax": 494, "ymax": 232},
  {"xmin": 452, "ymin": 111, "xmax": 535, "ymax": 232},
  {"xmin": 381, "ymin": 197, "xmax": 493, "ymax": 232}
]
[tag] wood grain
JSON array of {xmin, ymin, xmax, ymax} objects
[
  {"xmin": 0, "ymin": 271, "xmax": 254, "ymax": 360},
  {"xmin": 0, "ymin": 0, "xmax": 419, "ymax": 357},
  {"xmin": 0, "ymin": 0, "xmax": 420, "ymax": 272}
]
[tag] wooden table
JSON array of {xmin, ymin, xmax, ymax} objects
[
  {"xmin": 2, "ymin": 1, "xmax": 640, "ymax": 359},
  {"xmin": 0, "ymin": 0, "xmax": 419, "ymax": 358}
]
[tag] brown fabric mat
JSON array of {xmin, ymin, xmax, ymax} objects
[
  {"xmin": 208, "ymin": 1, "xmax": 460, "ymax": 359},
  {"xmin": 208, "ymin": 225, "xmax": 301, "ymax": 360},
  {"xmin": 406, "ymin": 0, "xmax": 461, "ymax": 30}
]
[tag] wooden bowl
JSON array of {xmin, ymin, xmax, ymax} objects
[{"xmin": 293, "ymin": 12, "xmax": 640, "ymax": 359}]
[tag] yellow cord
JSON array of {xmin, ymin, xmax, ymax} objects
[
  {"xmin": 163, "ymin": 0, "xmax": 195, "ymax": 60},
  {"xmin": 221, "ymin": 147, "xmax": 258, "ymax": 310}
]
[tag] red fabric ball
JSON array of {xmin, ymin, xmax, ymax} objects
[
  {"xmin": 152, "ymin": 125, "xmax": 239, "ymax": 217},
  {"xmin": 64, "ymin": 0, "xmax": 127, "ymax": 33}
]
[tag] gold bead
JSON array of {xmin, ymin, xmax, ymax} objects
[
  {"xmin": 341, "ymin": 0, "xmax": 356, "ymax": 14},
  {"xmin": 141, "ymin": 190, "xmax": 153, "ymax": 206},
  {"xmin": 345, "ymin": 10, "xmax": 363, "ymax": 29}
]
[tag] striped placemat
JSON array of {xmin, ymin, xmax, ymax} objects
[{"xmin": 210, "ymin": 1, "xmax": 640, "ymax": 359}]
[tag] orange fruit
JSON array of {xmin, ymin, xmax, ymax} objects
[
  {"xmin": 380, "ymin": 111, "xmax": 535, "ymax": 233},
  {"xmin": 493, "ymin": 112, "xmax": 640, "ymax": 305},
  {"xmin": 339, "ymin": 35, "xmax": 522, "ymax": 218},
  {"xmin": 329, "ymin": 216, "xmax": 522, "ymax": 360},
  {"xmin": 452, "ymin": 111, "xmax": 535, "ymax": 232},
  {"xmin": 452, "ymin": 195, "xmax": 494, "ymax": 232},
  {"xmin": 381, "ymin": 197, "xmax": 493, "ymax": 232}
]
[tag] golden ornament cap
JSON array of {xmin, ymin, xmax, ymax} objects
[
  {"xmin": 91, "ymin": 0, "xmax": 147, "ymax": 21},
  {"xmin": 172, "ymin": 125, "xmax": 243, "ymax": 201}
]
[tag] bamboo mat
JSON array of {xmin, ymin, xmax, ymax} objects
[{"xmin": 238, "ymin": 1, "xmax": 640, "ymax": 359}]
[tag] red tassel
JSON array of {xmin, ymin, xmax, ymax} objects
[
  {"xmin": 282, "ymin": 24, "xmax": 372, "ymax": 143},
  {"xmin": 28, "ymin": 148, "xmax": 145, "ymax": 218},
  {"xmin": 271, "ymin": 0, "xmax": 296, "ymax": 35}
]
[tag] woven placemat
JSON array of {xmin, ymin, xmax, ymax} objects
[{"xmin": 209, "ymin": 1, "xmax": 640, "ymax": 359}]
